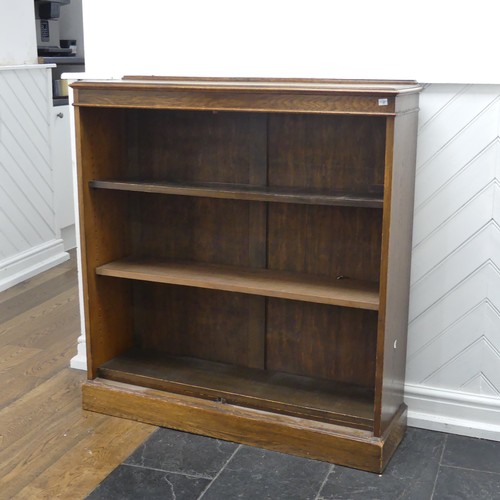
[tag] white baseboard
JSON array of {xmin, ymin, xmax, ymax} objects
[
  {"xmin": 70, "ymin": 352, "xmax": 87, "ymax": 371},
  {"xmin": 405, "ymin": 383, "xmax": 500, "ymax": 441},
  {"xmin": 0, "ymin": 239, "xmax": 69, "ymax": 292},
  {"xmin": 61, "ymin": 224, "xmax": 77, "ymax": 251}
]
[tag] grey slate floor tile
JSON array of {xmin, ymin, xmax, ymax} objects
[
  {"xmin": 124, "ymin": 427, "xmax": 238, "ymax": 479},
  {"xmin": 317, "ymin": 428, "xmax": 446, "ymax": 500},
  {"xmin": 432, "ymin": 466, "xmax": 500, "ymax": 500},
  {"xmin": 442, "ymin": 433, "xmax": 500, "ymax": 475},
  {"xmin": 86, "ymin": 426, "xmax": 500, "ymax": 500},
  {"xmin": 201, "ymin": 445, "xmax": 331, "ymax": 500},
  {"xmin": 86, "ymin": 464, "xmax": 210, "ymax": 500}
]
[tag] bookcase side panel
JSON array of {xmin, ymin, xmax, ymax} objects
[
  {"xmin": 75, "ymin": 105, "xmax": 135, "ymax": 377},
  {"xmin": 375, "ymin": 111, "xmax": 419, "ymax": 436}
]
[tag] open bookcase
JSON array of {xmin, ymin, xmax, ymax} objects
[{"xmin": 73, "ymin": 77, "xmax": 421, "ymax": 473}]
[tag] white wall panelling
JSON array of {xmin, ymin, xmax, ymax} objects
[
  {"xmin": 0, "ymin": 66, "xmax": 68, "ymax": 291},
  {"xmin": 405, "ymin": 84, "xmax": 500, "ymax": 440}
]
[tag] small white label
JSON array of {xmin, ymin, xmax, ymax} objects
[{"xmin": 378, "ymin": 98, "xmax": 388, "ymax": 106}]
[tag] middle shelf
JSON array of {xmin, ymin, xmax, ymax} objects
[
  {"xmin": 96, "ymin": 258, "xmax": 380, "ymax": 310},
  {"xmin": 90, "ymin": 179, "xmax": 384, "ymax": 208}
]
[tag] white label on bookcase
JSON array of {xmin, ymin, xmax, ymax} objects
[{"xmin": 378, "ymin": 98, "xmax": 388, "ymax": 106}]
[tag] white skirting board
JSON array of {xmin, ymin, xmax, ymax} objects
[
  {"xmin": 0, "ymin": 239, "xmax": 69, "ymax": 293},
  {"xmin": 406, "ymin": 383, "xmax": 500, "ymax": 441}
]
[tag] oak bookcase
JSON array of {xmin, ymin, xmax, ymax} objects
[{"xmin": 73, "ymin": 77, "xmax": 421, "ymax": 473}]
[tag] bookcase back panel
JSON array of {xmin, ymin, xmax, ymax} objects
[
  {"xmin": 132, "ymin": 194, "xmax": 266, "ymax": 268},
  {"xmin": 79, "ymin": 107, "xmax": 130, "ymax": 179},
  {"xmin": 268, "ymin": 204, "xmax": 382, "ymax": 282},
  {"xmin": 127, "ymin": 109, "xmax": 267, "ymax": 184},
  {"xmin": 268, "ymin": 114, "xmax": 386, "ymax": 194},
  {"xmin": 133, "ymin": 283, "xmax": 265, "ymax": 369},
  {"xmin": 266, "ymin": 298, "xmax": 377, "ymax": 388}
]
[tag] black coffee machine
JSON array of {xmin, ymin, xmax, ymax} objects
[{"xmin": 35, "ymin": 0, "xmax": 72, "ymax": 56}]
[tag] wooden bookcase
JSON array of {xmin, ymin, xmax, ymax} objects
[{"xmin": 73, "ymin": 77, "xmax": 421, "ymax": 473}]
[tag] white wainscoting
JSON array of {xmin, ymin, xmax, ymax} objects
[
  {"xmin": 0, "ymin": 65, "xmax": 68, "ymax": 292},
  {"xmin": 406, "ymin": 84, "xmax": 500, "ymax": 440}
]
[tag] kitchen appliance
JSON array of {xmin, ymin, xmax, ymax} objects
[{"xmin": 35, "ymin": 0, "xmax": 73, "ymax": 56}]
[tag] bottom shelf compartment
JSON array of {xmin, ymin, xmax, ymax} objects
[{"xmin": 97, "ymin": 350, "xmax": 375, "ymax": 431}]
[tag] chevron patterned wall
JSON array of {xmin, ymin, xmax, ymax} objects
[
  {"xmin": 405, "ymin": 84, "xmax": 500, "ymax": 438},
  {"xmin": 0, "ymin": 66, "xmax": 67, "ymax": 291}
]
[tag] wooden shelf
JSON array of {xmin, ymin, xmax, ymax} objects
[
  {"xmin": 90, "ymin": 179, "xmax": 384, "ymax": 208},
  {"xmin": 98, "ymin": 350, "xmax": 375, "ymax": 430},
  {"xmin": 96, "ymin": 258, "xmax": 380, "ymax": 310}
]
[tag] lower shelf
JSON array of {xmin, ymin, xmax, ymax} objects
[
  {"xmin": 83, "ymin": 377, "xmax": 407, "ymax": 473},
  {"xmin": 98, "ymin": 351, "xmax": 375, "ymax": 430}
]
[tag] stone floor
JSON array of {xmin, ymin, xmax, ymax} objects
[{"xmin": 86, "ymin": 426, "xmax": 500, "ymax": 499}]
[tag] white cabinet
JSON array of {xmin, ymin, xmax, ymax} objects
[{"xmin": 51, "ymin": 104, "xmax": 75, "ymax": 249}]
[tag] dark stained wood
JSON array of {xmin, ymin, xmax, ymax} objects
[
  {"xmin": 266, "ymin": 299, "xmax": 378, "ymax": 387},
  {"xmin": 90, "ymin": 179, "xmax": 384, "ymax": 207},
  {"xmin": 374, "ymin": 111, "xmax": 419, "ymax": 436},
  {"xmin": 268, "ymin": 204, "xmax": 383, "ymax": 283},
  {"xmin": 128, "ymin": 110, "xmax": 267, "ymax": 184},
  {"xmin": 72, "ymin": 78, "xmax": 422, "ymax": 117},
  {"xmin": 131, "ymin": 195, "xmax": 263, "ymax": 266},
  {"xmin": 74, "ymin": 88, "xmax": 401, "ymax": 116},
  {"xmin": 133, "ymin": 284, "xmax": 265, "ymax": 369},
  {"xmin": 75, "ymin": 106, "xmax": 135, "ymax": 377},
  {"xmin": 83, "ymin": 378, "xmax": 407, "ymax": 473},
  {"xmin": 268, "ymin": 114, "xmax": 386, "ymax": 194},
  {"xmin": 97, "ymin": 350, "xmax": 374, "ymax": 430},
  {"xmin": 96, "ymin": 258, "xmax": 380, "ymax": 310},
  {"xmin": 73, "ymin": 77, "xmax": 420, "ymax": 473}
]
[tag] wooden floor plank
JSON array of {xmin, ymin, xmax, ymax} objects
[
  {"xmin": 13, "ymin": 416, "xmax": 154, "ymax": 500},
  {"xmin": 0, "ymin": 253, "xmax": 157, "ymax": 498},
  {"xmin": 0, "ymin": 344, "xmax": 42, "ymax": 374},
  {"xmin": 0, "ymin": 373, "xmax": 42, "ymax": 409},
  {"xmin": 0, "ymin": 287, "xmax": 78, "ymax": 349},
  {"xmin": 0, "ymin": 252, "xmax": 74, "ymax": 306},
  {"xmin": 0, "ymin": 268, "xmax": 77, "ymax": 324}
]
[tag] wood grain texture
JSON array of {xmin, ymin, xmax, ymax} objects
[
  {"xmin": 97, "ymin": 350, "xmax": 374, "ymax": 429},
  {"xmin": 266, "ymin": 299, "xmax": 378, "ymax": 387},
  {"xmin": 75, "ymin": 106, "xmax": 134, "ymax": 377},
  {"xmin": 73, "ymin": 78, "xmax": 419, "ymax": 471},
  {"xmin": 0, "ymin": 254, "xmax": 156, "ymax": 498},
  {"xmin": 133, "ymin": 284, "xmax": 265, "ymax": 368},
  {"xmin": 374, "ymin": 112, "xmax": 419, "ymax": 436},
  {"xmin": 96, "ymin": 258, "xmax": 380, "ymax": 310},
  {"xmin": 72, "ymin": 77, "xmax": 422, "ymax": 116},
  {"xmin": 83, "ymin": 378, "xmax": 406, "ymax": 473},
  {"xmin": 268, "ymin": 114, "xmax": 386, "ymax": 194},
  {"xmin": 268, "ymin": 204, "xmax": 383, "ymax": 283},
  {"xmin": 13, "ymin": 416, "xmax": 152, "ymax": 500},
  {"xmin": 90, "ymin": 179, "xmax": 384, "ymax": 208}
]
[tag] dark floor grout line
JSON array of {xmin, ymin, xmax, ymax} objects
[
  {"xmin": 430, "ymin": 433, "xmax": 448, "ymax": 499},
  {"xmin": 121, "ymin": 462, "xmax": 213, "ymax": 480},
  {"xmin": 314, "ymin": 463, "xmax": 335, "ymax": 500},
  {"xmin": 439, "ymin": 464, "xmax": 500, "ymax": 477},
  {"xmin": 197, "ymin": 444, "xmax": 242, "ymax": 499}
]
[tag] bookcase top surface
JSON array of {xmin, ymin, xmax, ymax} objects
[{"xmin": 72, "ymin": 76, "xmax": 422, "ymax": 96}]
